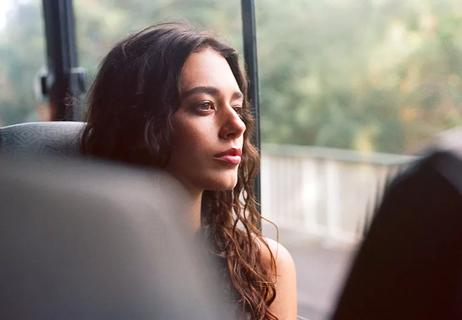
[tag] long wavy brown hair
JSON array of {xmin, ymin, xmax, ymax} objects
[{"xmin": 81, "ymin": 22, "xmax": 277, "ymax": 319}]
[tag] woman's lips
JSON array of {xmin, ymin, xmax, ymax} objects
[
  {"xmin": 214, "ymin": 148, "xmax": 242, "ymax": 165},
  {"xmin": 214, "ymin": 155, "xmax": 241, "ymax": 165}
]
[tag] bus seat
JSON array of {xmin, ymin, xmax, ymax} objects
[{"xmin": 0, "ymin": 121, "xmax": 84, "ymax": 156}]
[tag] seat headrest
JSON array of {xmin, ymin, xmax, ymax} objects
[{"xmin": 0, "ymin": 121, "xmax": 85, "ymax": 156}]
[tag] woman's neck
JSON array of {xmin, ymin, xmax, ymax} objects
[
  {"xmin": 164, "ymin": 170, "xmax": 202, "ymax": 231},
  {"xmin": 177, "ymin": 181, "xmax": 202, "ymax": 232},
  {"xmin": 188, "ymin": 189, "xmax": 202, "ymax": 231}
]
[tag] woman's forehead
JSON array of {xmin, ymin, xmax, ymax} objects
[{"xmin": 179, "ymin": 48, "xmax": 241, "ymax": 95}]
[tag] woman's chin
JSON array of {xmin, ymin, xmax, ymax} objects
[
  {"xmin": 204, "ymin": 176, "xmax": 238, "ymax": 191},
  {"xmin": 168, "ymin": 171, "xmax": 239, "ymax": 193}
]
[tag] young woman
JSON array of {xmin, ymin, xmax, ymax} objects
[{"xmin": 81, "ymin": 22, "xmax": 297, "ymax": 319}]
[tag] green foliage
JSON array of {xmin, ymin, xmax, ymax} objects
[
  {"xmin": 257, "ymin": 0, "xmax": 462, "ymax": 153},
  {"xmin": 1, "ymin": 0, "xmax": 462, "ymax": 154},
  {"xmin": 0, "ymin": 0, "xmax": 44, "ymax": 124}
]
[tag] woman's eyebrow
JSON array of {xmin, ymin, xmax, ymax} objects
[
  {"xmin": 181, "ymin": 86, "xmax": 243, "ymax": 100},
  {"xmin": 232, "ymin": 91, "xmax": 244, "ymax": 101},
  {"xmin": 181, "ymin": 86, "xmax": 219, "ymax": 99}
]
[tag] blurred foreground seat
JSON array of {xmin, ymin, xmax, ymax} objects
[
  {"xmin": 0, "ymin": 155, "xmax": 231, "ymax": 320},
  {"xmin": 331, "ymin": 150, "xmax": 462, "ymax": 320}
]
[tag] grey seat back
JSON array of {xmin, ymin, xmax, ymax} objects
[
  {"xmin": 0, "ymin": 155, "xmax": 232, "ymax": 320},
  {"xmin": 0, "ymin": 121, "xmax": 85, "ymax": 156}
]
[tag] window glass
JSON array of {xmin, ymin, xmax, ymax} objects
[
  {"xmin": 0, "ymin": 0, "xmax": 46, "ymax": 125},
  {"xmin": 256, "ymin": 1, "xmax": 462, "ymax": 319}
]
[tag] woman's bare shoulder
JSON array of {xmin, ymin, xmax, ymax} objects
[
  {"xmin": 256, "ymin": 237, "xmax": 294, "ymax": 270},
  {"xmin": 264, "ymin": 237, "xmax": 293, "ymax": 262},
  {"xmin": 256, "ymin": 236, "xmax": 298, "ymax": 319}
]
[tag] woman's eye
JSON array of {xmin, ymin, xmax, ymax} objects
[
  {"xmin": 232, "ymin": 105, "xmax": 244, "ymax": 116},
  {"xmin": 197, "ymin": 101, "xmax": 214, "ymax": 112}
]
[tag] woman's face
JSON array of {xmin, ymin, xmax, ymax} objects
[{"xmin": 166, "ymin": 48, "xmax": 246, "ymax": 193}]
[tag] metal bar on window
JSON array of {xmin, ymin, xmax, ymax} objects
[
  {"xmin": 241, "ymin": 0, "xmax": 262, "ymax": 227},
  {"xmin": 41, "ymin": 0, "xmax": 85, "ymax": 121}
]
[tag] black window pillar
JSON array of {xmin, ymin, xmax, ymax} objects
[
  {"xmin": 241, "ymin": 0, "xmax": 262, "ymax": 226},
  {"xmin": 41, "ymin": 0, "xmax": 85, "ymax": 121}
]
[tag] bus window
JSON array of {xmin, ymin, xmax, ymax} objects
[
  {"xmin": 0, "ymin": 0, "xmax": 46, "ymax": 125},
  {"xmin": 256, "ymin": 1, "xmax": 462, "ymax": 319}
]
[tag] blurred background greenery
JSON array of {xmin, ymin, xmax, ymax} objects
[{"xmin": 1, "ymin": 0, "xmax": 462, "ymax": 154}]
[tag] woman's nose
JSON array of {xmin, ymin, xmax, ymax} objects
[{"xmin": 219, "ymin": 106, "xmax": 246, "ymax": 140}]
